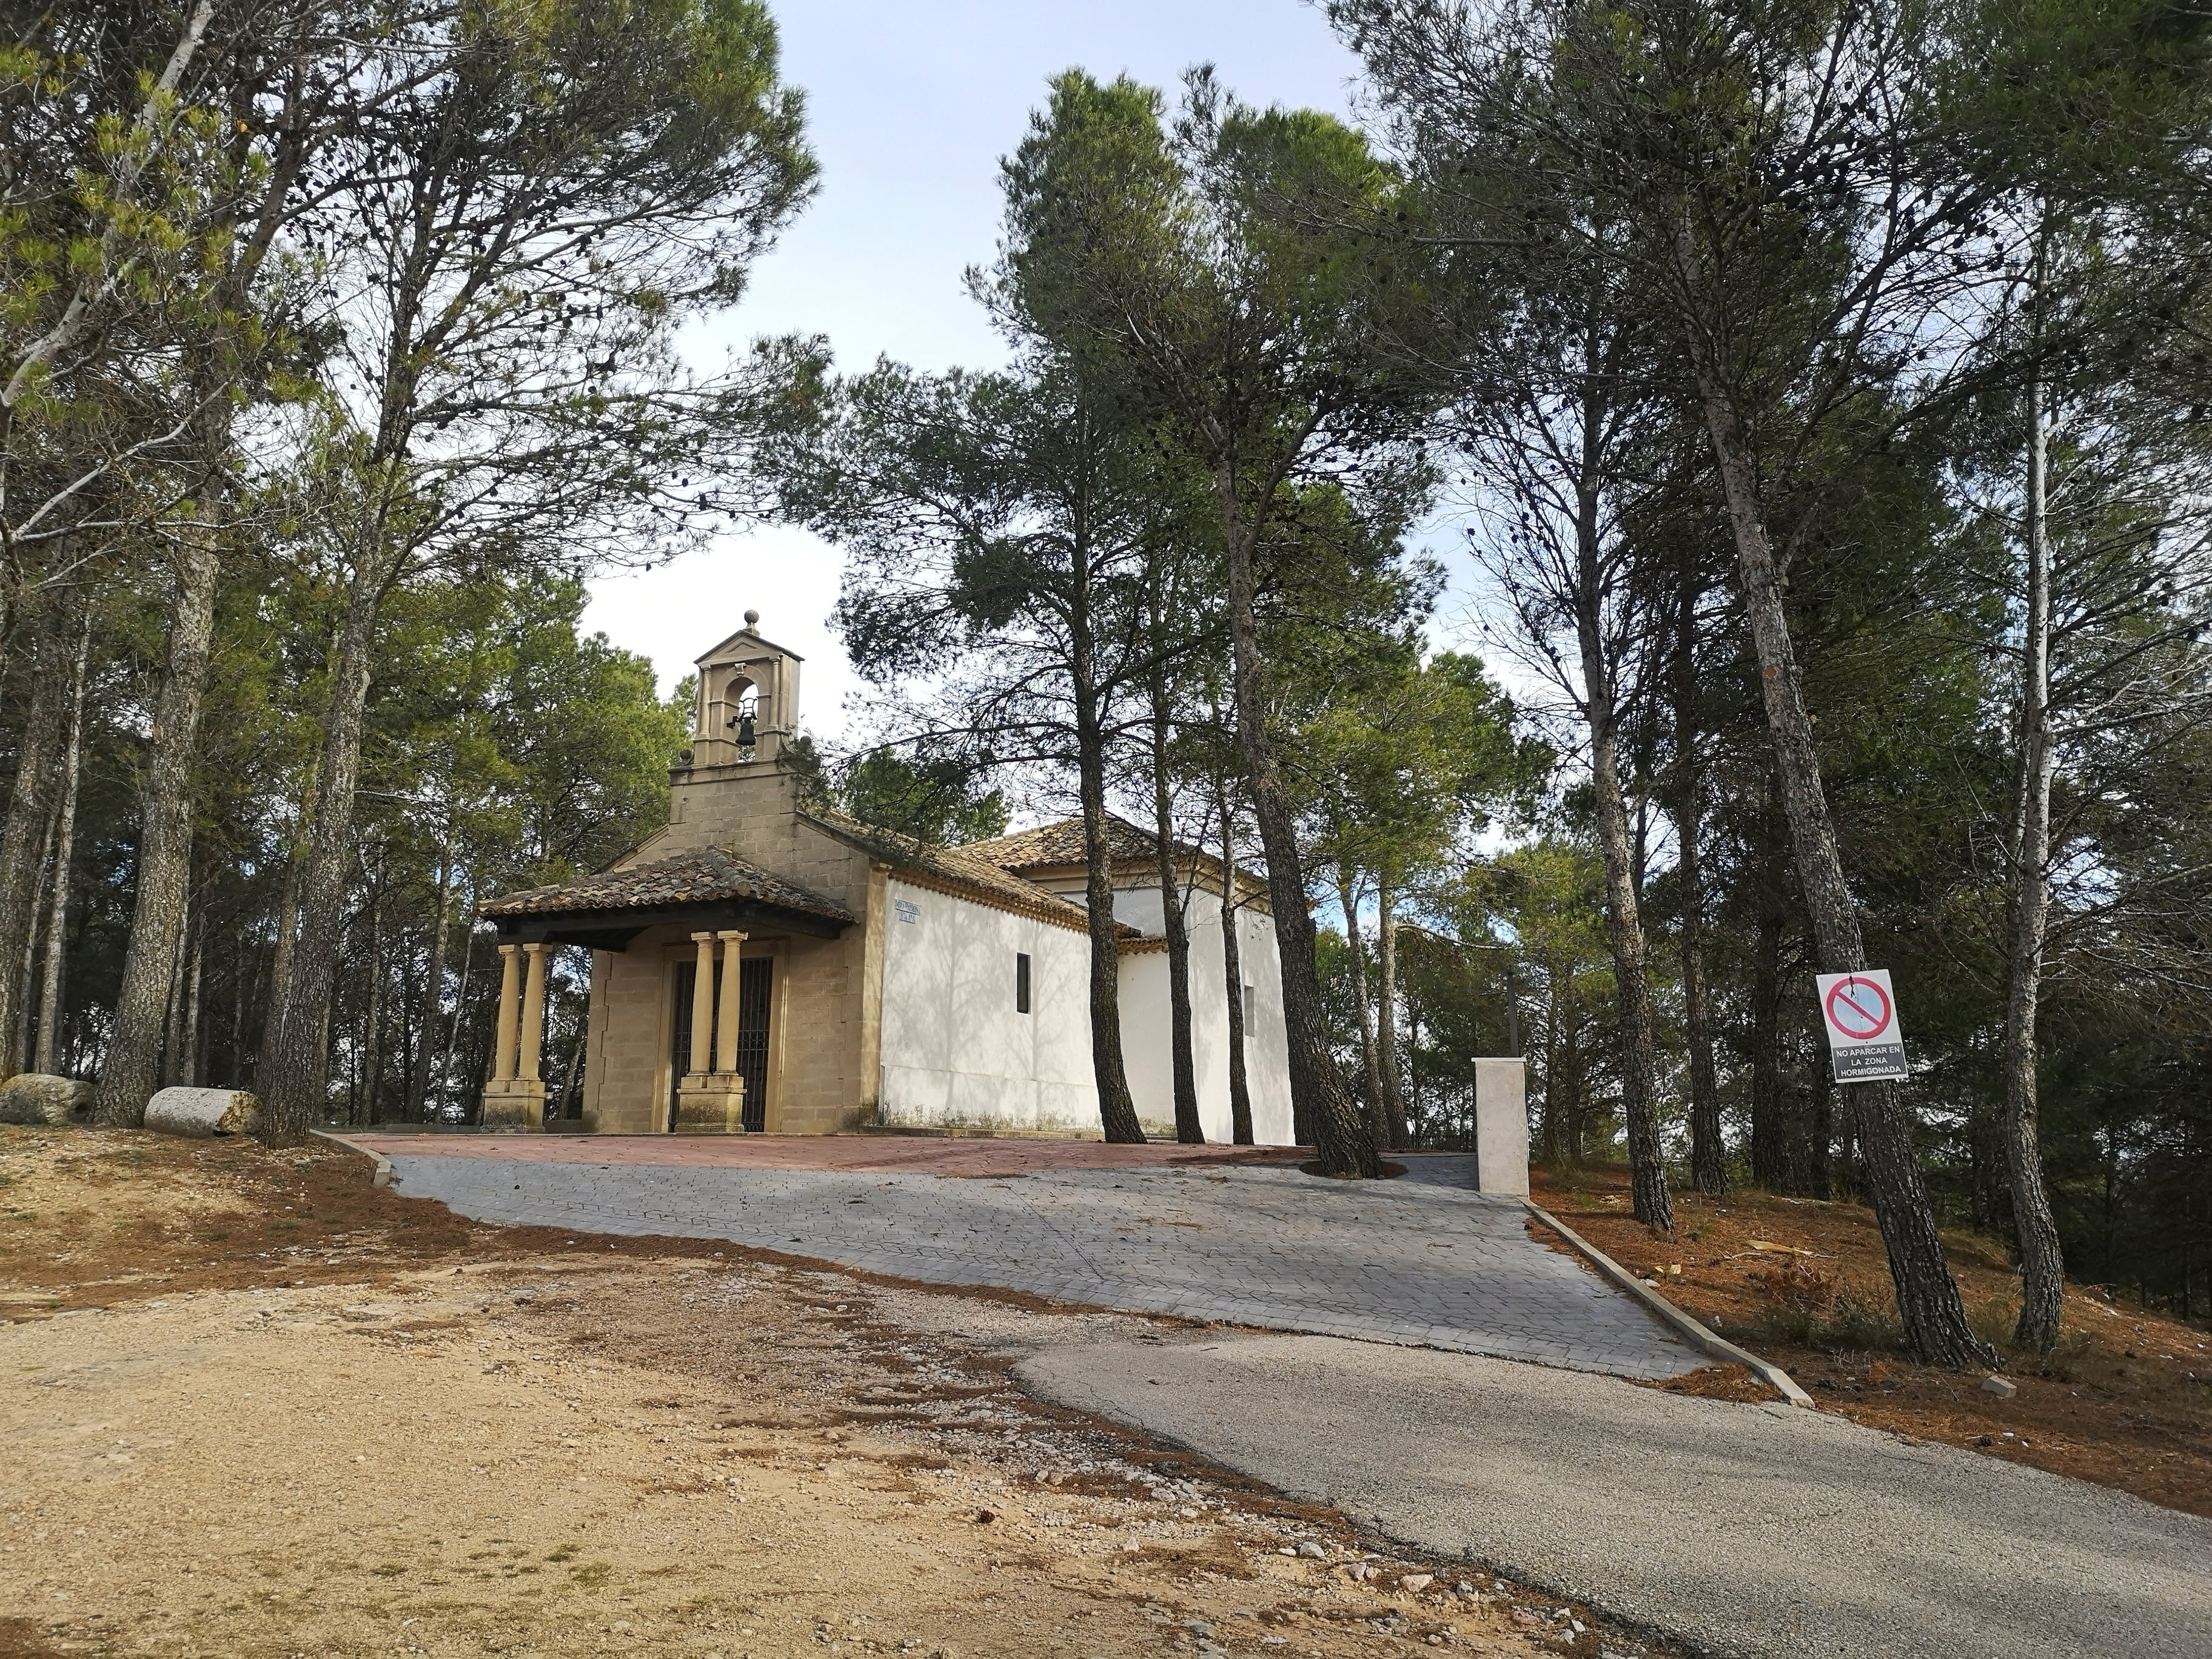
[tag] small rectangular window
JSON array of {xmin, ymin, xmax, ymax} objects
[
  {"xmin": 1243, "ymin": 984, "xmax": 1255, "ymax": 1026},
  {"xmin": 1016, "ymin": 952, "xmax": 1032, "ymax": 1014}
]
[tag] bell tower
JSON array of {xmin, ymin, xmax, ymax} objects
[{"xmin": 688, "ymin": 609, "xmax": 803, "ymax": 771}]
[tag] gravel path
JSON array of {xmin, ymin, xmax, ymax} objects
[
  {"xmin": 1016, "ymin": 1330, "xmax": 2212, "ymax": 1659},
  {"xmin": 368, "ymin": 1146, "xmax": 1697, "ymax": 1378}
]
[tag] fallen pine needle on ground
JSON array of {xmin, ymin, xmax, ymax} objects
[{"xmin": 1530, "ymin": 1163, "xmax": 2212, "ymax": 1518}]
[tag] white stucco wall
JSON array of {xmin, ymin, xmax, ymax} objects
[
  {"xmin": 1118, "ymin": 886, "xmax": 1294, "ymax": 1145},
  {"xmin": 876, "ymin": 880, "xmax": 1099, "ymax": 1131},
  {"xmin": 876, "ymin": 870, "xmax": 1295, "ymax": 1145},
  {"xmin": 895, "ymin": 870, "xmax": 1293, "ymax": 1144}
]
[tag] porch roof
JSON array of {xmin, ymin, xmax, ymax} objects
[{"xmin": 478, "ymin": 846, "xmax": 856, "ymax": 948}]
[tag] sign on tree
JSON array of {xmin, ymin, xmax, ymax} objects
[{"xmin": 1815, "ymin": 970, "xmax": 1908, "ymax": 1083}]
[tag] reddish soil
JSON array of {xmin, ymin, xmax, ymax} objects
[
  {"xmin": 1531, "ymin": 1164, "xmax": 2212, "ymax": 1518},
  {"xmin": 345, "ymin": 1129, "xmax": 1312, "ymax": 1178}
]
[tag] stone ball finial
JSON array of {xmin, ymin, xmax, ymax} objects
[{"xmin": 743, "ymin": 608, "xmax": 760, "ymax": 628}]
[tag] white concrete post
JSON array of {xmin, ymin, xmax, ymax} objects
[
  {"xmin": 492, "ymin": 944, "xmax": 522, "ymax": 1082},
  {"xmin": 1473, "ymin": 1057, "xmax": 1530, "ymax": 1196},
  {"xmin": 688, "ymin": 933, "xmax": 717, "ymax": 1076},
  {"xmin": 714, "ymin": 931, "xmax": 748, "ymax": 1076},
  {"xmin": 517, "ymin": 942, "xmax": 549, "ymax": 1083}
]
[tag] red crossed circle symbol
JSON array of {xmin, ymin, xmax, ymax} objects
[{"xmin": 1826, "ymin": 977, "xmax": 1892, "ymax": 1041}]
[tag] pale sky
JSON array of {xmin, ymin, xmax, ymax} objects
[{"xmin": 580, "ymin": 1, "xmax": 1370, "ymax": 739}]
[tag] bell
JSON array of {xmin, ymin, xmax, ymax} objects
[{"xmin": 735, "ymin": 711, "xmax": 757, "ymax": 749}]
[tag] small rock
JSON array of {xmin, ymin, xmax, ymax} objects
[
  {"xmin": 1297, "ymin": 1540, "xmax": 1326, "ymax": 1559},
  {"xmin": 1276, "ymin": 1546, "xmax": 1297, "ymax": 1557},
  {"xmin": 1981, "ymin": 1375, "xmax": 2017, "ymax": 1398},
  {"xmin": 1401, "ymin": 1573, "xmax": 1434, "ymax": 1593}
]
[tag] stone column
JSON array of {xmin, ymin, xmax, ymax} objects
[
  {"xmin": 517, "ymin": 942, "xmax": 549, "ymax": 1084},
  {"xmin": 492, "ymin": 943, "xmax": 523, "ymax": 1082},
  {"xmin": 688, "ymin": 932, "xmax": 717, "ymax": 1076},
  {"xmin": 714, "ymin": 931, "xmax": 748, "ymax": 1077}
]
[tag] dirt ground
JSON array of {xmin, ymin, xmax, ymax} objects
[
  {"xmin": 1530, "ymin": 1164, "xmax": 2212, "ymax": 1518},
  {"xmin": 1, "ymin": 1127, "xmax": 1675, "ymax": 1659}
]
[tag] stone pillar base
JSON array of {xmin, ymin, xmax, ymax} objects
[
  {"xmin": 674, "ymin": 1074, "xmax": 747, "ymax": 1134},
  {"xmin": 481, "ymin": 1078, "xmax": 548, "ymax": 1131}
]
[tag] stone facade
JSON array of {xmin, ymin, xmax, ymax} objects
[{"xmin": 477, "ymin": 614, "xmax": 1296, "ymax": 1142}]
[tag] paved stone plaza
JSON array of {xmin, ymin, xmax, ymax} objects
[{"xmin": 353, "ymin": 1138, "xmax": 1697, "ymax": 1379}]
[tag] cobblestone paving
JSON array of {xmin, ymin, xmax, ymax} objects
[{"xmin": 369, "ymin": 1146, "xmax": 1697, "ymax": 1379}]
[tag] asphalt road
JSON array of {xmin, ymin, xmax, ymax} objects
[
  {"xmin": 371, "ymin": 1145, "xmax": 1695, "ymax": 1377},
  {"xmin": 1015, "ymin": 1330, "xmax": 2212, "ymax": 1659}
]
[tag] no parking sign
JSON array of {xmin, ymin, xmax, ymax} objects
[{"xmin": 1816, "ymin": 969, "xmax": 1909, "ymax": 1083}]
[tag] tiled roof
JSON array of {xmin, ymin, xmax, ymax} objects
[
  {"xmin": 800, "ymin": 811, "xmax": 1144, "ymax": 938},
  {"xmin": 959, "ymin": 814, "xmax": 1159, "ymax": 870},
  {"xmin": 961, "ymin": 813, "xmax": 1268, "ymax": 907},
  {"xmin": 478, "ymin": 846, "xmax": 856, "ymax": 925}
]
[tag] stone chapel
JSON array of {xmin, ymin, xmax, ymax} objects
[{"xmin": 474, "ymin": 614, "xmax": 1295, "ymax": 1141}]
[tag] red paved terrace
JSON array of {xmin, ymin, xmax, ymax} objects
[{"xmin": 342, "ymin": 1131, "xmax": 1312, "ymax": 1178}]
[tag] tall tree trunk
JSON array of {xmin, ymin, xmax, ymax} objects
[
  {"xmin": 1375, "ymin": 879, "xmax": 1410, "ymax": 1151},
  {"xmin": 1504, "ymin": 962, "xmax": 1520, "ymax": 1058},
  {"xmin": 407, "ymin": 846, "xmax": 454, "ymax": 1119},
  {"xmin": 1569, "ymin": 447, "xmax": 1673, "ymax": 1230},
  {"xmin": 95, "ymin": 99, "xmax": 303, "ymax": 1119},
  {"xmin": 1674, "ymin": 543, "xmax": 1725, "ymax": 1196},
  {"xmin": 2005, "ymin": 343, "xmax": 2066, "ymax": 1353},
  {"xmin": 1218, "ymin": 471, "xmax": 1376, "ymax": 1176},
  {"xmin": 555, "ymin": 962, "xmax": 586, "ymax": 1119},
  {"xmin": 229, "ymin": 938, "xmax": 251, "ymax": 1086},
  {"xmin": 1832, "ymin": 1073, "xmax": 1860, "ymax": 1199},
  {"xmin": 34, "ymin": 617, "xmax": 89, "ymax": 1076},
  {"xmin": 1750, "ymin": 895, "xmax": 1786, "ymax": 1187},
  {"xmin": 1806, "ymin": 1042, "xmax": 1832, "ymax": 1199},
  {"xmin": 1148, "ymin": 677, "xmax": 1202, "ymax": 1142},
  {"xmin": 181, "ymin": 934, "xmax": 205, "ymax": 1088},
  {"xmin": 19, "ymin": 811, "xmax": 53, "ymax": 1071},
  {"xmin": 99, "ymin": 532, "xmax": 222, "ymax": 1123},
  {"xmin": 1561, "ymin": 978, "xmax": 1587, "ymax": 1165},
  {"xmin": 1538, "ymin": 970, "xmax": 1564, "ymax": 1166},
  {"xmin": 1216, "ymin": 775, "xmax": 1255, "ymax": 1145},
  {"xmin": 1071, "ymin": 649, "xmax": 1143, "ymax": 1143},
  {"xmin": 258, "ymin": 792, "xmax": 309, "ymax": 1078},
  {"xmin": 360, "ymin": 893, "xmax": 384, "ymax": 1125},
  {"xmin": 1684, "ymin": 306, "xmax": 1989, "ymax": 1366},
  {"xmin": 437, "ymin": 911, "xmax": 479, "ymax": 1120},
  {"xmin": 0, "ymin": 597, "xmax": 77, "ymax": 1078},
  {"xmin": 1336, "ymin": 863, "xmax": 1389, "ymax": 1155},
  {"xmin": 163, "ymin": 904, "xmax": 192, "ymax": 1088},
  {"xmin": 258, "ymin": 548, "xmax": 405, "ymax": 1143},
  {"xmin": 191, "ymin": 939, "xmax": 211, "ymax": 1086}
]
